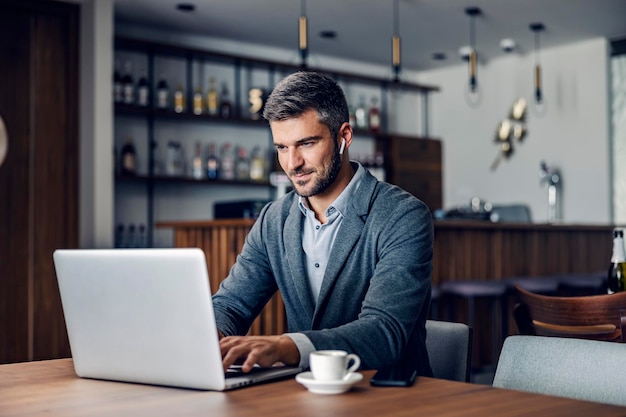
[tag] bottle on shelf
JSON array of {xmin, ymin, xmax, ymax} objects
[
  {"xmin": 115, "ymin": 223, "xmax": 125, "ymax": 248},
  {"xmin": 368, "ymin": 97, "xmax": 381, "ymax": 133},
  {"xmin": 122, "ymin": 61, "xmax": 134, "ymax": 105},
  {"xmin": 248, "ymin": 87, "xmax": 264, "ymax": 120},
  {"xmin": 174, "ymin": 84, "xmax": 185, "ymax": 113},
  {"xmin": 136, "ymin": 69, "xmax": 150, "ymax": 107},
  {"xmin": 193, "ymin": 86, "xmax": 203, "ymax": 115},
  {"xmin": 354, "ymin": 96, "xmax": 367, "ymax": 130},
  {"xmin": 137, "ymin": 224, "xmax": 147, "ymax": 248},
  {"xmin": 219, "ymin": 142, "xmax": 236, "ymax": 180},
  {"xmin": 220, "ymin": 82, "xmax": 232, "ymax": 119},
  {"xmin": 205, "ymin": 142, "xmax": 219, "ymax": 179},
  {"xmin": 206, "ymin": 77, "xmax": 219, "ymax": 116},
  {"xmin": 348, "ymin": 105, "xmax": 356, "ymax": 127},
  {"xmin": 113, "ymin": 60, "xmax": 123, "ymax": 104},
  {"xmin": 165, "ymin": 140, "xmax": 185, "ymax": 176},
  {"xmin": 235, "ymin": 146, "xmax": 250, "ymax": 181},
  {"xmin": 608, "ymin": 228, "xmax": 626, "ymax": 294},
  {"xmin": 120, "ymin": 135, "xmax": 137, "ymax": 176},
  {"xmin": 192, "ymin": 141, "xmax": 204, "ymax": 179},
  {"xmin": 249, "ymin": 146, "xmax": 266, "ymax": 182},
  {"xmin": 156, "ymin": 74, "xmax": 170, "ymax": 110},
  {"xmin": 125, "ymin": 223, "xmax": 137, "ymax": 248}
]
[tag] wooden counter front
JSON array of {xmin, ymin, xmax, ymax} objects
[{"xmin": 157, "ymin": 219, "xmax": 615, "ymax": 336}]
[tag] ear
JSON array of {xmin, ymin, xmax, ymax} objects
[{"xmin": 338, "ymin": 122, "xmax": 353, "ymax": 155}]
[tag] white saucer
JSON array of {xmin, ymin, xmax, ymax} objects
[{"xmin": 295, "ymin": 371, "xmax": 363, "ymax": 394}]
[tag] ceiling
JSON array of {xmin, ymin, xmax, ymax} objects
[{"xmin": 113, "ymin": 0, "xmax": 626, "ymax": 71}]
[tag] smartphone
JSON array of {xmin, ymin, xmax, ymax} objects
[{"xmin": 370, "ymin": 368, "xmax": 417, "ymax": 387}]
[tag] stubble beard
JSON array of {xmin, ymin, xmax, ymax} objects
[{"xmin": 290, "ymin": 147, "xmax": 342, "ymax": 198}]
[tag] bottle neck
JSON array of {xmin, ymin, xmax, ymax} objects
[{"xmin": 611, "ymin": 236, "xmax": 626, "ymax": 263}]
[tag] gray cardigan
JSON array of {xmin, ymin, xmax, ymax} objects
[{"xmin": 213, "ymin": 168, "xmax": 433, "ymax": 376}]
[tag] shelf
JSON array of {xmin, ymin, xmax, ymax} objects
[
  {"xmin": 115, "ymin": 36, "xmax": 440, "ymax": 94},
  {"xmin": 114, "ymin": 103, "xmax": 268, "ymax": 127},
  {"xmin": 115, "ymin": 174, "xmax": 271, "ymax": 187}
]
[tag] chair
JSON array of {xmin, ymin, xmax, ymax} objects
[
  {"xmin": 493, "ymin": 335, "xmax": 626, "ymax": 406},
  {"xmin": 513, "ymin": 284, "xmax": 626, "ymax": 342},
  {"xmin": 425, "ymin": 320, "xmax": 473, "ymax": 382}
]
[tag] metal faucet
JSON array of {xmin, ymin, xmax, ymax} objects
[{"xmin": 539, "ymin": 161, "xmax": 561, "ymax": 223}]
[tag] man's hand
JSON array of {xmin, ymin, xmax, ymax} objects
[{"xmin": 219, "ymin": 335, "xmax": 300, "ymax": 372}]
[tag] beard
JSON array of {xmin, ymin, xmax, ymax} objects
[{"xmin": 289, "ymin": 147, "xmax": 342, "ymax": 198}]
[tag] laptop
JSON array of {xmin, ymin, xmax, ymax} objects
[{"xmin": 53, "ymin": 248, "xmax": 301, "ymax": 390}]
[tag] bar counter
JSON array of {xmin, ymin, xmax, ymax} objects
[
  {"xmin": 157, "ymin": 219, "xmax": 614, "ymax": 287},
  {"xmin": 157, "ymin": 219, "xmax": 616, "ymax": 367}
]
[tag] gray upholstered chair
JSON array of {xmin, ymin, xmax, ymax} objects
[
  {"xmin": 425, "ymin": 320, "xmax": 473, "ymax": 382},
  {"xmin": 493, "ymin": 335, "xmax": 626, "ymax": 406}
]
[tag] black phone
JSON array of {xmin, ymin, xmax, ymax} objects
[{"xmin": 370, "ymin": 368, "xmax": 417, "ymax": 387}]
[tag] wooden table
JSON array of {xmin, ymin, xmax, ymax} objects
[{"xmin": 1, "ymin": 359, "xmax": 624, "ymax": 417}]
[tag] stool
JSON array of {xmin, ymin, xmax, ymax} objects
[
  {"xmin": 557, "ymin": 273, "xmax": 607, "ymax": 296},
  {"xmin": 505, "ymin": 276, "xmax": 560, "ymax": 296},
  {"xmin": 440, "ymin": 280, "xmax": 508, "ymax": 369},
  {"xmin": 430, "ymin": 285, "xmax": 441, "ymax": 320}
]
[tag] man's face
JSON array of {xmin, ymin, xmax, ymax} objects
[{"xmin": 271, "ymin": 109, "xmax": 341, "ymax": 198}]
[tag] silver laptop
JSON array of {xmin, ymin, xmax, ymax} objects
[{"xmin": 53, "ymin": 248, "xmax": 301, "ymax": 390}]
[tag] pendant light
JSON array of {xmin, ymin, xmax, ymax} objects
[
  {"xmin": 530, "ymin": 22, "xmax": 546, "ymax": 115},
  {"xmin": 464, "ymin": 7, "xmax": 482, "ymax": 107},
  {"xmin": 299, "ymin": 0, "xmax": 309, "ymax": 68},
  {"xmin": 392, "ymin": 0, "xmax": 401, "ymax": 82}
]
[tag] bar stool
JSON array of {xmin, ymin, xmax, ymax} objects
[
  {"xmin": 557, "ymin": 273, "xmax": 607, "ymax": 296},
  {"xmin": 430, "ymin": 285, "xmax": 441, "ymax": 320},
  {"xmin": 440, "ymin": 280, "xmax": 508, "ymax": 370},
  {"xmin": 505, "ymin": 276, "xmax": 560, "ymax": 296}
]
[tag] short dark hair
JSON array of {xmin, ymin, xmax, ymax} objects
[{"xmin": 263, "ymin": 71, "xmax": 349, "ymax": 140}]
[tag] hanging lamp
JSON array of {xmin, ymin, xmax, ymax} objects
[
  {"xmin": 299, "ymin": 0, "xmax": 309, "ymax": 68},
  {"xmin": 464, "ymin": 7, "xmax": 482, "ymax": 106},
  {"xmin": 392, "ymin": 0, "xmax": 401, "ymax": 82},
  {"xmin": 530, "ymin": 22, "xmax": 546, "ymax": 115}
]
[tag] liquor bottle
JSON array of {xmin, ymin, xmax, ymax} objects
[
  {"xmin": 368, "ymin": 97, "xmax": 381, "ymax": 133},
  {"xmin": 113, "ymin": 60, "xmax": 123, "ymax": 103},
  {"xmin": 126, "ymin": 223, "xmax": 137, "ymax": 248},
  {"xmin": 120, "ymin": 136, "xmax": 137, "ymax": 175},
  {"xmin": 156, "ymin": 74, "xmax": 170, "ymax": 110},
  {"xmin": 174, "ymin": 85, "xmax": 185, "ymax": 113},
  {"xmin": 235, "ymin": 146, "xmax": 250, "ymax": 181},
  {"xmin": 608, "ymin": 228, "xmax": 626, "ymax": 294},
  {"xmin": 220, "ymin": 82, "xmax": 232, "ymax": 119},
  {"xmin": 193, "ymin": 86, "xmax": 203, "ymax": 115},
  {"xmin": 348, "ymin": 105, "xmax": 356, "ymax": 127},
  {"xmin": 206, "ymin": 77, "xmax": 219, "ymax": 116},
  {"xmin": 249, "ymin": 146, "xmax": 266, "ymax": 182},
  {"xmin": 122, "ymin": 61, "xmax": 134, "ymax": 105},
  {"xmin": 219, "ymin": 142, "xmax": 236, "ymax": 180},
  {"xmin": 192, "ymin": 141, "xmax": 204, "ymax": 179},
  {"xmin": 137, "ymin": 224, "xmax": 147, "ymax": 248},
  {"xmin": 248, "ymin": 87, "xmax": 264, "ymax": 120},
  {"xmin": 205, "ymin": 142, "xmax": 219, "ymax": 179},
  {"xmin": 115, "ymin": 223, "xmax": 125, "ymax": 248},
  {"xmin": 136, "ymin": 69, "xmax": 150, "ymax": 107},
  {"xmin": 354, "ymin": 96, "xmax": 367, "ymax": 129}
]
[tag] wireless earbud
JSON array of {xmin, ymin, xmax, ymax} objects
[{"xmin": 339, "ymin": 139, "xmax": 346, "ymax": 155}]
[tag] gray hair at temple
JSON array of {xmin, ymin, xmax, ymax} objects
[{"xmin": 263, "ymin": 71, "xmax": 349, "ymax": 141}]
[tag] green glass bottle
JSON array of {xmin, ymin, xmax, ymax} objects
[{"xmin": 608, "ymin": 228, "xmax": 626, "ymax": 294}]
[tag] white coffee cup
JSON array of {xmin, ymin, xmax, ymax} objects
[{"xmin": 309, "ymin": 350, "xmax": 361, "ymax": 381}]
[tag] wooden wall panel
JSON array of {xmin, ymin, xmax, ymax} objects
[{"xmin": 0, "ymin": 0, "xmax": 79, "ymax": 364}]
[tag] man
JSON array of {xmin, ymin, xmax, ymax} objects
[{"xmin": 213, "ymin": 71, "xmax": 433, "ymax": 377}]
